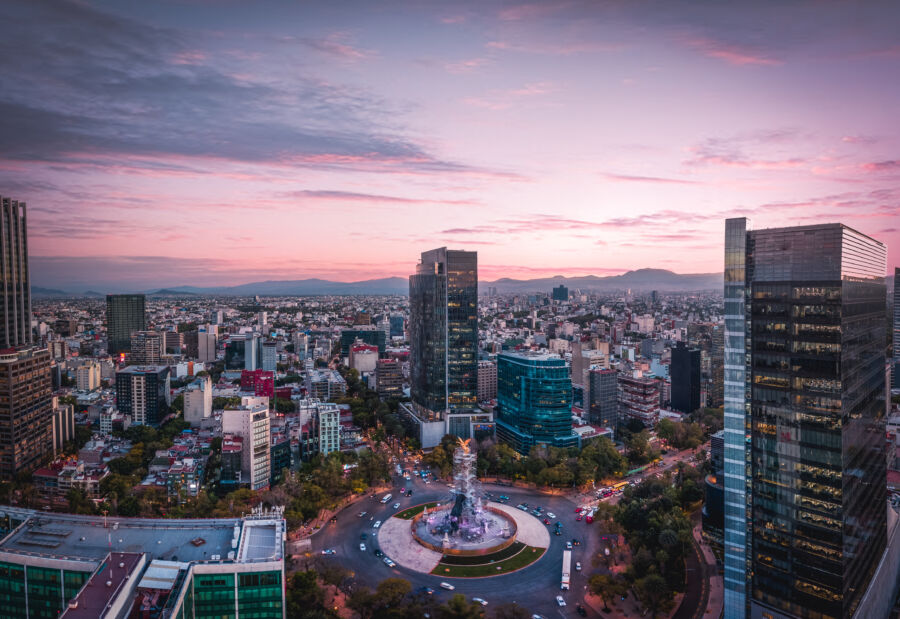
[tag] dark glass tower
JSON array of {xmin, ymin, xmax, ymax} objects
[
  {"xmin": 588, "ymin": 368, "xmax": 618, "ymax": 431},
  {"xmin": 409, "ymin": 248, "xmax": 477, "ymax": 413},
  {"xmin": 893, "ymin": 267, "xmax": 900, "ymax": 390},
  {"xmin": 724, "ymin": 219, "xmax": 887, "ymax": 619},
  {"xmin": 670, "ymin": 342, "xmax": 701, "ymax": 413},
  {"xmin": 0, "ymin": 196, "xmax": 31, "ymax": 348},
  {"xmin": 106, "ymin": 294, "xmax": 146, "ymax": 355},
  {"xmin": 495, "ymin": 351, "xmax": 578, "ymax": 454}
]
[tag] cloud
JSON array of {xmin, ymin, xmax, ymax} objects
[
  {"xmin": 685, "ymin": 130, "xmax": 808, "ymax": 169},
  {"xmin": 485, "ymin": 39, "xmax": 623, "ymax": 55},
  {"xmin": 860, "ymin": 160, "xmax": 900, "ymax": 171},
  {"xmin": 284, "ymin": 189, "xmax": 478, "ymax": 206},
  {"xmin": 445, "ymin": 58, "xmax": 490, "ymax": 73},
  {"xmin": 683, "ymin": 36, "xmax": 782, "ymax": 66},
  {"xmin": 462, "ymin": 82, "xmax": 556, "ymax": 110},
  {"xmin": 300, "ymin": 33, "xmax": 374, "ymax": 62},
  {"xmin": 602, "ymin": 173, "xmax": 702, "ymax": 185}
]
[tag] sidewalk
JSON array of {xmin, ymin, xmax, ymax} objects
[{"xmin": 693, "ymin": 524, "xmax": 723, "ymax": 619}]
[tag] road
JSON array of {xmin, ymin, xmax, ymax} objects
[{"xmin": 310, "ymin": 461, "xmax": 599, "ymax": 617}]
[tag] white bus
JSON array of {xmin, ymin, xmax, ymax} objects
[
  {"xmin": 380, "ymin": 494, "xmax": 393, "ymax": 504},
  {"xmin": 561, "ymin": 550, "xmax": 571, "ymax": 590}
]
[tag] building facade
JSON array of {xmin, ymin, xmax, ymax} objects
[
  {"xmin": 0, "ymin": 196, "xmax": 32, "ymax": 349},
  {"xmin": 588, "ymin": 368, "xmax": 618, "ymax": 431},
  {"xmin": 115, "ymin": 365, "xmax": 172, "ymax": 427},
  {"xmin": 671, "ymin": 342, "xmax": 701, "ymax": 413},
  {"xmin": 130, "ymin": 330, "xmax": 162, "ymax": 365},
  {"xmin": 477, "ymin": 360, "xmax": 497, "ymax": 403},
  {"xmin": 617, "ymin": 374, "xmax": 660, "ymax": 426},
  {"xmin": 724, "ymin": 219, "xmax": 888, "ymax": 619},
  {"xmin": 318, "ymin": 403, "xmax": 340, "ymax": 456},
  {"xmin": 222, "ymin": 399, "xmax": 271, "ymax": 491},
  {"xmin": 893, "ymin": 267, "xmax": 900, "ymax": 391},
  {"xmin": 75, "ymin": 361, "xmax": 101, "ymax": 392},
  {"xmin": 184, "ymin": 375, "xmax": 213, "ymax": 426},
  {"xmin": 495, "ymin": 351, "xmax": 578, "ymax": 455},
  {"xmin": 0, "ymin": 348, "xmax": 52, "ymax": 480},
  {"xmin": 106, "ymin": 294, "xmax": 146, "ymax": 356},
  {"xmin": 375, "ymin": 358, "xmax": 403, "ymax": 400}
]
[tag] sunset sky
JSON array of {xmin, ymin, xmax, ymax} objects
[{"xmin": 2, "ymin": 0, "xmax": 900, "ymax": 291}]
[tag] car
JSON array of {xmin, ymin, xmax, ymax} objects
[
  {"xmin": 543, "ymin": 518, "xmax": 550, "ymax": 525},
  {"xmin": 393, "ymin": 503, "xmax": 400, "ymax": 509},
  {"xmin": 329, "ymin": 516, "xmax": 337, "ymax": 524},
  {"xmin": 358, "ymin": 511, "xmax": 367, "ymax": 518},
  {"xmin": 401, "ymin": 487, "xmax": 405, "ymax": 492},
  {"xmin": 472, "ymin": 597, "xmax": 488, "ymax": 606},
  {"xmin": 566, "ymin": 541, "xmax": 573, "ymax": 549},
  {"xmin": 320, "ymin": 548, "xmax": 336, "ymax": 555},
  {"xmin": 532, "ymin": 615, "xmax": 546, "ymax": 619},
  {"xmin": 555, "ymin": 530, "xmax": 562, "ymax": 536},
  {"xmin": 383, "ymin": 557, "xmax": 396, "ymax": 567},
  {"xmin": 359, "ymin": 543, "xmax": 366, "ymax": 551},
  {"xmin": 572, "ymin": 538, "xmax": 581, "ymax": 546},
  {"xmin": 374, "ymin": 521, "xmax": 382, "ymax": 529},
  {"xmin": 576, "ymin": 515, "xmax": 583, "ymax": 521},
  {"xmin": 374, "ymin": 549, "xmax": 384, "ymax": 558},
  {"xmin": 575, "ymin": 562, "xmax": 582, "ymax": 571},
  {"xmin": 439, "ymin": 582, "xmax": 455, "ymax": 591},
  {"xmin": 547, "ymin": 512, "xmax": 556, "ymax": 519},
  {"xmin": 421, "ymin": 586, "xmax": 435, "ymax": 595},
  {"xmin": 406, "ymin": 490, "xmax": 413, "ymax": 497},
  {"xmin": 499, "ymin": 495, "xmax": 510, "ymax": 501},
  {"xmin": 360, "ymin": 533, "xmax": 367, "ymax": 540},
  {"xmin": 532, "ymin": 510, "xmax": 541, "ymax": 517},
  {"xmin": 574, "ymin": 507, "xmax": 582, "ymax": 513},
  {"xmin": 556, "ymin": 595, "xmax": 566, "ymax": 607},
  {"xmin": 576, "ymin": 604, "xmax": 587, "ymax": 616}
]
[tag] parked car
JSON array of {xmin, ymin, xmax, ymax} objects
[
  {"xmin": 547, "ymin": 512, "xmax": 556, "ymax": 519},
  {"xmin": 499, "ymin": 495, "xmax": 510, "ymax": 500},
  {"xmin": 358, "ymin": 511, "xmax": 367, "ymax": 518},
  {"xmin": 543, "ymin": 518, "xmax": 551, "ymax": 525},
  {"xmin": 374, "ymin": 521, "xmax": 382, "ymax": 529}
]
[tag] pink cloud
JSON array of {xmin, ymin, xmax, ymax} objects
[
  {"xmin": 486, "ymin": 40, "xmax": 623, "ymax": 55},
  {"xmin": 602, "ymin": 173, "xmax": 702, "ymax": 185},
  {"xmin": 462, "ymin": 82, "xmax": 555, "ymax": 110},
  {"xmin": 302, "ymin": 33, "xmax": 374, "ymax": 62},
  {"xmin": 684, "ymin": 37, "xmax": 782, "ymax": 66},
  {"xmin": 445, "ymin": 58, "xmax": 490, "ymax": 73}
]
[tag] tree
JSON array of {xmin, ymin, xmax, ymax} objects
[
  {"xmin": 634, "ymin": 573, "xmax": 674, "ymax": 619},
  {"xmin": 589, "ymin": 573, "xmax": 626, "ymax": 612},
  {"xmin": 66, "ymin": 488, "xmax": 96, "ymax": 515}
]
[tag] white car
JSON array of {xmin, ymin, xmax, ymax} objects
[
  {"xmin": 575, "ymin": 562, "xmax": 581, "ymax": 571},
  {"xmin": 358, "ymin": 511, "xmax": 367, "ymax": 518},
  {"xmin": 359, "ymin": 543, "xmax": 366, "ymax": 551},
  {"xmin": 374, "ymin": 520, "xmax": 382, "ymax": 529},
  {"xmin": 383, "ymin": 557, "xmax": 396, "ymax": 567},
  {"xmin": 547, "ymin": 513, "xmax": 556, "ymax": 519},
  {"xmin": 556, "ymin": 595, "xmax": 566, "ymax": 607},
  {"xmin": 440, "ymin": 582, "xmax": 455, "ymax": 591},
  {"xmin": 472, "ymin": 597, "xmax": 488, "ymax": 606},
  {"xmin": 320, "ymin": 548, "xmax": 336, "ymax": 555},
  {"xmin": 393, "ymin": 503, "xmax": 400, "ymax": 509}
]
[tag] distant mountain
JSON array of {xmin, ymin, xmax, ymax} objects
[
  {"xmin": 158, "ymin": 276, "xmax": 409, "ymax": 296},
  {"xmin": 149, "ymin": 288, "xmax": 198, "ymax": 296},
  {"xmin": 32, "ymin": 286, "xmax": 70, "ymax": 298},
  {"xmin": 481, "ymin": 269, "xmax": 722, "ymax": 293}
]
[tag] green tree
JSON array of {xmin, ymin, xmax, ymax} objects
[
  {"xmin": 589, "ymin": 573, "xmax": 626, "ymax": 612},
  {"xmin": 634, "ymin": 573, "xmax": 674, "ymax": 619}
]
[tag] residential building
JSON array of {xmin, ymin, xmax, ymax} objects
[
  {"xmin": 292, "ymin": 332, "xmax": 308, "ymax": 359},
  {"xmin": 163, "ymin": 330, "xmax": 183, "ymax": 353},
  {"xmin": 724, "ymin": 219, "xmax": 890, "ymax": 619},
  {"xmin": 0, "ymin": 347, "xmax": 52, "ymax": 480},
  {"xmin": 0, "ymin": 196, "xmax": 32, "ymax": 348},
  {"xmin": 183, "ymin": 374, "xmax": 213, "ymax": 426},
  {"xmin": 260, "ymin": 339, "xmax": 277, "ymax": 372},
  {"xmin": 588, "ymin": 368, "xmax": 618, "ymax": 432},
  {"xmin": 106, "ymin": 294, "xmax": 146, "ymax": 356},
  {"xmin": 222, "ymin": 398, "xmax": 271, "ymax": 491},
  {"xmin": 375, "ymin": 358, "xmax": 403, "ymax": 400},
  {"xmin": 894, "ymin": 267, "xmax": 900, "ymax": 390},
  {"xmin": 670, "ymin": 342, "xmax": 701, "ymax": 413},
  {"xmin": 241, "ymin": 369, "xmax": 275, "ymax": 399},
  {"xmin": 318, "ymin": 403, "xmax": 341, "ymax": 456},
  {"xmin": 197, "ymin": 330, "xmax": 217, "ymax": 362},
  {"xmin": 477, "ymin": 360, "xmax": 497, "ymax": 402},
  {"xmin": 130, "ymin": 330, "xmax": 162, "ymax": 365},
  {"xmin": 495, "ymin": 351, "xmax": 579, "ymax": 455},
  {"xmin": 551, "ymin": 284, "xmax": 568, "ymax": 302},
  {"xmin": 270, "ymin": 435, "xmax": 291, "ymax": 486},
  {"xmin": 50, "ymin": 397, "xmax": 75, "ymax": 456},
  {"xmin": 349, "ymin": 342, "xmax": 378, "ymax": 374},
  {"xmin": 220, "ymin": 434, "xmax": 243, "ymax": 486},
  {"xmin": 115, "ymin": 365, "xmax": 172, "ymax": 427},
  {"xmin": 617, "ymin": 374, "xmax": 660, "ymax": 426},
  {"xmin": 76, "ymin": 360, "xmax": 101, "ymax": 391},
  {"xmin": 306, "ymin": 369, "xmax": 346, "ymax": 401},
  {"xmin": 225, "ymin": 334, "xmax": 258, "ymax": 370}
]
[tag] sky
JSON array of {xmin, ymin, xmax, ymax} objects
[{"xmin": 2, "ymin": 0, "xmax": 900, "ymax": 291}]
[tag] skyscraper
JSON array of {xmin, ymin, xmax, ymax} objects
[
  {"xmin": 0, "ymin": 196, "xmax": 32, "ymax": 348},
  {"xmin": 588, "ymin": 368, "xmax": 618, "ymax": 431},
  {"xmin": 0, "ymin": 348, "xmax": 52, "ymax": 480},
  {"xmin": 724, "ymin": 219, "xmax": 888, "ymax": 619},
  {"xmin": 408, "ymin": 247, "xmax": 477, "ymax": 412},
  {"xmin": 115, "ymin": 365, "xmax": 172, "ymax": 427},
  {"xmin": 670, "ymin": 342, "xmax": 701, "ymax": 413},
  {"xmin": 495, "ymin": 350, "xmax": 578, "ymax": 455},
  {"xmin": 552, "ymin": 284, "xmax": 568, "ymax": 302},
  {"xmin": 893, "ymin": 267, "xmax": 900, "ymax": 390},
  {"xmin": 106, "ymin": 294, "xmax": 146, "ymax": 355},
  {"xmin": 130, "ymin": 330, "xmax": 162, "ymax": 364}
]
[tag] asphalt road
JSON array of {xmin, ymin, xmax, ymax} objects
[{"xmin": 311, "ymin": 466, "xmax": 598, "ymax": 617}]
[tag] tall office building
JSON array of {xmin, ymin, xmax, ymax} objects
[
  {"xmin": 893, "ymin": 267, "xmax": 900, "ymax": 390},
  {"xmin": 375, "ymin": 358, "xmax": 403, "ymax": 400},
  {"xmin": 115, "ymin": 365, "xmax": 172, "ymax": 427},
  {"xmin": 225, "ymin": 334, "xmax": 259, "ymax": 371},
  {"xmin": 588, "ymin": 368, "xmax": 618, "ymax": 431},
  {"xmin": 222, "ymin": 398, "xmax": 271, "ymax": 491},
  {"xmin": 670, "ymin": 342, "xmax": 701, "ymax": 413},
  {"xmin": 76, "ymin": 360, "xmax": 101, "ymax": 392},
  {"xmin": 106, "ymin": 294, "xmax": 146, "ymax": 356},
  {"xmin": 551, "ymin": 284, "xmax": 568, "ymax": 302},
  {"xmin": 318, "ymin": 403, "xmax": 341, "ymax": 456},
  {"xmin": 495, "ymin": 351, "xmax": 578, "ymax": 455},
  {"xmin": 130, "ymin": 330, "xmax": 162, "ymax": 365},
  {"xmin": 409, "ymin": 247, "xmax": 477, "ymax": 413},
  {"xmin": 184, "ymin": 375, "xmax": 213, "ymax": 426},
  {"xmin": 0, "ymin": 196, "xmax": 32, "ymax": 348},
  {"xmin": 477, "ymin": 360, "xmax": 497, "ymax": 403},
  {"xmin": 0, "ymin": 348, "xmax": 52, "ymax": 480},
  {"xmin": 260, "ymin": 339, "xmax": 277, "ymax": 372},
  {"xmin": 724, "ymin": 219, "xmax": 888, "ymax": 619},
  {"xmin": 709, "ymin": 325, "xmax": 725, "ymax": 407}
]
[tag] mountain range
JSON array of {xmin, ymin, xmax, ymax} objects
[{"xmin": 31, "ymin": 269, "xmax": 723, "ymax": 297}]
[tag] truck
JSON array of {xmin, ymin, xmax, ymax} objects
[
  {"xmin": 585, "ymin": 508, "xmax": 595, "ymax": 524},
  {"xmin": 561, "ymin": 550, "xmax": 572, "ymax": 590},
  {"xmin": 380, "ymin": 494, "xmax": 393, "ymax": 504}
]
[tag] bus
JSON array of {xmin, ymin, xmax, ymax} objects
[
  {"xmin": 380, "ymin": 494, "xmax": 393, "ymax": 504},
  {"xmin": 561, "ymin": 550, "xmax": 572, "ymax": 590},
  {"xmin": 612, "ymin": 481, "xmax": 629, "ymax": 492}
]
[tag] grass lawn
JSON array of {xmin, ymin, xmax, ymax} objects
[
  {"xmin": 395, "ymin": 502, "xmax": 440, "ymax": 520},
  {"xmin": 431, "ymin": 545, "xmax": 545, "ymax": 577},
  {"xmin": 438, "ymin": 542, "xmax": 525, "ymax": 565}
]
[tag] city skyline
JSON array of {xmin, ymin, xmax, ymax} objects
[{"xmin": 3, "ymin": 1, "xmax": 900, "ymax": 289}]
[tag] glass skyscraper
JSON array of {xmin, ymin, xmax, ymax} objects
[
  {"xmin": 724, "ymin": 219, "xmax": 887, "ymax": 619},
  {"xmin": 892, "ymin": 267, "xmax": 900, "ymax": 390},
  {"xmin": 0, "ymin": 196, "xmax": 31, "ymax": 349},
  {"xmin": 671, "ymin": 342, "xmax": 701, "ymax": 413},
  {"xmin": 408, "ymin": 248, "xmax": 477, "ymax": 414},
  {"xmin": 106, "ymin": 293, "xmax": 146, "ymax": 355},
  {"xmin": 495, "ymin": 351, "xmax": 579, "ymax": 455}
]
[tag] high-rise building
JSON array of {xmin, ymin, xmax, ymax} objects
[
  {"xmin": 260, "ymin": 339, "xmax": 277, "ymax": 372},
  {"xmin": 130, "ymin": 330, "xmax": 162, "ymax": 365},
  {"xmin": 588, "ymin": 368, "xmax": 618, "ymax": 431},
  {"xmin": 76, "ymin": 360, "xmax": 101, "ymax": 392},
  {"xmin": 222, "ymin": 398, "xmax": 271, "ymax": 491},
  {"xmin": 106, "ymin": 294, "xmax": 146, "ymax": 356},
  {"xmin": 670, "ymin": 342, "xmax": 701, "ymax": 413},
  {"xmin": 318, "ymin": 403, "xmax": 341, "ymax": 456},
  {"xmin": 184, "ymin": 375, "xmax": 213, "ymax": 426},
  {"xmin": 0, "ymin": 348, "xmax": 52, "ymax": 479},
  {"xmin": 893, "ymin": 267, "xmax": 900, "ymax": 390},
  {"xmin": 409, "ymin": 247, "xmax": 477, "ymax": 413},
  {"xmin": 495, "ymin": 351, "xmax": 578, "ymax": 455},
  {"xmin": 339, "ymin": 327, "xmax": 385, "ymax": 359},
  {"xmin": 375, "ymin": 358, "xmax": 403, "ymax": 400},
  {"xmin": 163, "ymin": 330, "xmax": 183, "ymax": 353},
  {"xmin": 724, "ymin": 219, "xmax": 889, "ymax": 619},
  {"xmin": 115, "ymin": 365, "xmax": 171, "ymax": 427},
  {"xmin": 292, "ymin": 332, "xmax": 308, "ymax": 359},
  {"xmin": 50, "ymin": 397, "xmax": 75, "ymax": 456},
  {"xmin": 389, "ymin": 314, "xmax": 405, "ymax": 338},
  {"xmin": 225, "ymin": 334, "xmax": 258, "ymax": 370},
  {"xmin": 709, "ymin": 325, "xmax": 725, "ymax": 407},
  {"xmin": 477, "ymin": 360, "xmax": 497, "ymax": 402},
  {"xmin": 617, "ymin": 374, "xmax": 660, "ymax": 426},
  {"xmin": 551, "ymin": 284, "xmax": 568, "ymax": 302},
  {"xmin": 0, "ymin": 196, "xmax": 32, "ymax": 348}
]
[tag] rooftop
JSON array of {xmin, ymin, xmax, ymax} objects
[{"xmin": 60, "ymin": 552, "xmax": 144, "ymax": 619}]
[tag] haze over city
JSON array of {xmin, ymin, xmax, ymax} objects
[{"xmin": 2, "ymin": 0, "xmax": 900, "ymax": 290}]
